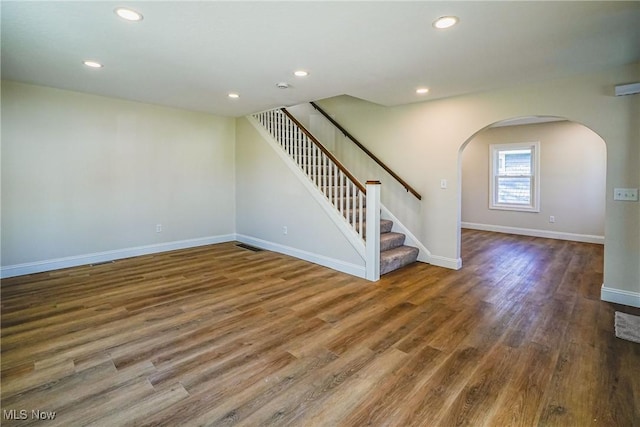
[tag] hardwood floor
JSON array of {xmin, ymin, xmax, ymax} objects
[{"xmin": 1, "ymin": 230, "xmax": 639, "ymax": 426}]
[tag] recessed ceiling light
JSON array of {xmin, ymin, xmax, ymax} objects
[
  {"xmin": 294, "ymin": 70, "xmax": 309, "ymax": 77},
  {"xmin": 433, "ymin": 16, "xmax": 459, "ymax": 29},
  {"xmin": 83, "ymin": 60, "xmax": 103, "ymax": 68},
  {"xmin": 228, "ymin": 93, "xmax": 240, "ymax": 99},
  {"xmin": 114, "ymin": 7, "xmax": 143, "ymax": 22},
  {"xmin": 416, "ymin": 87, "xmax": 429, "ymax": 94}
]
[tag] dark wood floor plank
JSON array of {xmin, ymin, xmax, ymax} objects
[
  {"xmin": 486, "ymin": 342, "xmax": 557, "ymax": 426},
  {"xmin": 394, "ymin": 345, "xmax": 486, "ymax": 425},
  {"xmin": 237, "ymin": 345, "xmax": 378, "ymax": 426},
  {"xmin": 1, "ymin": 233, "xmax": 638, "ymax": 426},
  {"xmin": 436, "ymin": 344, "xmax": 517, "ymax": 426},
  {"xmin": 339, "ymin": 344, "xmax": 446, "ymax": 426}
]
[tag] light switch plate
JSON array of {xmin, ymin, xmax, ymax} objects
[{"xmin": 613, "ymin": 188, "xmax": 639, "ymax": 201}]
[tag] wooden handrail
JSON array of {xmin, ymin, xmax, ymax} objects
[
  {"xmin": 280, "ymin": 108, "xmax": 366, "ymax": 194},
  {"xmin": 310, "ymin": 101, "xmax": 422, "ymax": 200}
]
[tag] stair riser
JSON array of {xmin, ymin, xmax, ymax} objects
[
  {"xmin": 380, "ymin": 246, "xmax": 419, "ymax": 275},
  {"xmin": 380, "ymin": 233, "xmax": 406, "ymax": 252},
  {"xmin": 356, "ymin": 220, "xmax": 393, "ymax": 234}
]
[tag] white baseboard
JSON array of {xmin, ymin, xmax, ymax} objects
[
  {"xmin": 428, "ymin": 254, "xmax": 463, "ymax": 270},
  {"xmin": 236, "ymin": 234, "xmax": 366, "ymax": 279},
  {"xmin": 601, "ymin": 285, "xmax": 640, "ymax": 308},
  {"xmin": 461, "ymin": 222, "xmax": 604, "ymax": 244},
  {"xmin": 0, "ymin": 234, "xmax": 236, "ymax": 279}
]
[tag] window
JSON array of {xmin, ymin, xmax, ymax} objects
[{"xmin": 490, "ymin": 142, "xmax": 540, "ymax": 212}]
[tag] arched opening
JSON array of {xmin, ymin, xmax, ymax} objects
[{"xmin": 457, "ymin": 115, "xmax": 607, "ymax": 266}]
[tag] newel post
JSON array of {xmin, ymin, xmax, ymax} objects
[{"xmin": 365, "ymin": 180, "xmax": 381, "ymax": 281}]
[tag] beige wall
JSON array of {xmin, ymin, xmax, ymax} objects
[
  {"xmin": 462, "ymin": 121, "xmax": 606, "ymax": 239},
  {"xmin": 317, "ymin": 62, "xmax": 640, "ymax": 302},
  {"xmin": 1, "ymin": 81, "xmax": 236, "ymax": 268}
]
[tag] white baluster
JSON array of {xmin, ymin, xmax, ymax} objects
[
  {"xmin": 295, "ymin": 126, "xmax": 299, "ymax": 165},
  {"xmin": 335, "ymin": 163, "xmax": 339, "ymax": 206},
  {"xmin": 284, "ymin": 115, "xmax": 289, "ymax": 151},
  {"xmin": 328, "ymin": 161, "xmax": 333, "ymax": 205},
  {"xmin": 307, "ymin": 137, "xmax": 312, "ymax": 177},
  {"xmin": 287, "ymin": 118, "xmax": 292, "ymax": 155},
  {"xmin": 339, "ymin": 172, "xmax": 345, "ymax": 216},
  {"xmin": 358, "ymin": 190, "xmax": 364, "ymax": 239},
  {"xmin": 314, "ymin": 146, "xmax": 319, "ymax": 187},
  {"xmin": 343, "ymin": 179, "xmax": 348, "ymax": 221},
  {"xmin": 365, "ymin": 181, "xmax": 381, "ymax": 281},
  {"xmin": 322, "ymin": 154, "xmax": 327, "ymax": 195}
]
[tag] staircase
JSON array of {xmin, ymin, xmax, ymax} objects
[
  {"xmin": 379, "ymin": 219, "xmax": 419, "ymax": 275},
  {"xmin": 253, "ymin": 108, "xmax": 420, "ymax": 277},
  {"xmin": 355, "ymin": 211, "xmax": 420, "ymax": 275}
]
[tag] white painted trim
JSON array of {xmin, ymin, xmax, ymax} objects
[
  {"xmin": 428, "ymin": 255, "xmax": 463, "ymax": 270},
  {"xmin": 461, "ymin": 222, "xmax": 604, "ymax": 244},
  {"xmin": 236, "ymin": 234, "xmax": 366, "ymax": 279},
  {"xmin": 614, "ymin": 82, "xmax": 640, "ymax": 96},
  {"xmin": 0, "ymin": 234, "xmax": 237, "ymax": 279},
  {"xmin": 601, "ymin": 285, "xmax": 640, "ymax": 308},
  {"xmin": 380, "ymin": 204, "xmax": 432, "ymax": 264},
  {"xmin": 489, "ymin": 141, "xmax": 541, "ymax": 213},
  {"xmin": 247, "ymin": 115, "xmax": 366, "ymax": 259}
]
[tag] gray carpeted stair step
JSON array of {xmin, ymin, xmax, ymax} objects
[
  {"xmin": 380, "ymin": 232, "xmax": 406, "ymax": 252},
  {"xmin": 380, "ymin": 245, "xmax": 419, "ymax": 275}
]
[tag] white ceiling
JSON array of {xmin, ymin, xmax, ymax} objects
[{"xmin": 2, "ymin": 1, "xmax": 639, "ymax": 117}]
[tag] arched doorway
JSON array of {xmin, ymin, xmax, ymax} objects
[{"xmin": 458, "ymin": 116, "xmax": 607, "ymax": 265}]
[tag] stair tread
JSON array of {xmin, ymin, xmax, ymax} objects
[
  {"xmin": 355, "ymin": 219, "xmax": 392, "ymax": 233},
  {"xmin": 381, "ymin": 244, "xmax": 419, "ymax": 258},
  {"xmin": 380, "ymin": 231, "xmax": 405, "ymax": 239},
  {"xmin": 380, "ymin": 232, "xmax": 406, "ymax": 252}
]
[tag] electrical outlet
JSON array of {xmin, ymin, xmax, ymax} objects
[
  {"xmin": 613, "ymin": 188, "xmax": 639, "ymax": 201},
  {"xmin": 283, "ymin": 226, "xmax": 288, "ymax": 235},
  {"xmin": 156, "ymin": 224, "xmax": 162, "ymax": 233},
  {"xmin": 440, "ymin": 179, "xmax": 447, "ymax": 189},
  {"xmin": 549, "ymin": 216, "xmax": 555, "ymax": 223}
]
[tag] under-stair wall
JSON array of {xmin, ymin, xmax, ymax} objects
[{"xmin": 235, "ymin": 116, "xmax": 367, "ymax": 277}]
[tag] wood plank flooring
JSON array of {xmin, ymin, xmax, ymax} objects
[{"xmin": 1, "ymin": 230, "xmax": 639, "ymax": 426}]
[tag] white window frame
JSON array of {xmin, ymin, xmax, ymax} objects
[{"xmin": 489, "ymin": 141, "xmax": 540, "ymax": 212}]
